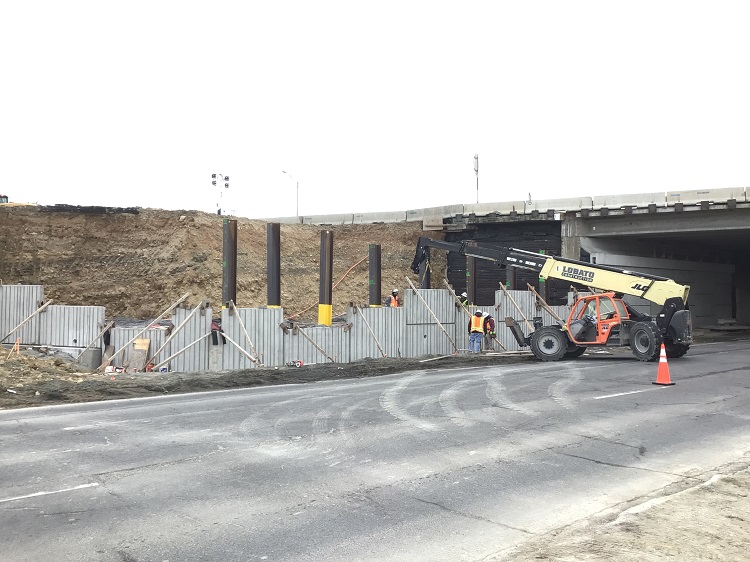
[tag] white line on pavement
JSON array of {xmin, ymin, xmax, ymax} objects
[
  {"xmin": 0, "ymin": 483, "xmax": 100, "ymax": 504},
  {"xmin": 593, "ymin": 388, "xmax": 663, "ymax": 400}
]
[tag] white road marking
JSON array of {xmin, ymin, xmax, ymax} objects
[
  {"xmin": 593, "ymin": 388, "xmax": 662, "ymax": 400},
  {"xmin": 0, "ymin": 483, "xmax": 99, "ymax": 504}
]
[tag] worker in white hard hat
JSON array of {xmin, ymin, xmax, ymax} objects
[
  {"xmin": 385, "ymin": 288, "xmax": 400, "ymax": 308},
  {"xmin": 459, "ymin": 291, "xmax": 469, "ymax": 306}
]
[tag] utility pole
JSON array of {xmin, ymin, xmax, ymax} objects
[{"xmin": 474, "ymin": 154, "xmax": 479, "ymax": 203}]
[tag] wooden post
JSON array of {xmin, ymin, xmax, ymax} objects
[
  {"xmin": 527, "ymin": 283, "xmax": 564, "ymax": 323},
  {"xmin": 146, "ymin": 302, "xmax": 205, "ymax": 366},
  {"xmin": 153, "ymin": 332, "xmax": 211, "ymax": 371},
  {"xmin": 75, "ymin": 320, "xmax": 115, "ymax": 362},
  {"xmin": 296, "ymin": 326, "xmax": 336, "ymax": 362},
  {"xmin": 1, "ymin": 300, "xmax": 53, "ymax": 344},
  {"xmin": 100, "ymin": 292, "xmax": 190, "ymax": 371},
  {"xmin": 229, "ymin": 300, "xmax": 259, "ymax": 361},
  {"xmin": 498, "ymin": 282, "xmax": 534, "ymax": 333},
  {"xmin": 355, "ymin": 306, "xmax": 387, "ymax": 357},
  {"xmin": 405, "ymin": 276, "xmax": 457, "ymax": 351},
  {"xmin": 221, "ymin": 331, "xmax": 258, "ymax": 364}
]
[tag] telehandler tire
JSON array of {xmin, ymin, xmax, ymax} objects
[
  {"xmin": 563, "ymin": 346, "xmax": 587, "ymax": 358},
  {"xmin": 665, "ymin": 341, "xmax": 689, "ymax": 358},
  {"xmin": 629, "ymin": 321, "xmax": 662, "ymax": 362},
  {"xmin": 530, "ymin": 326, "xmax": 568, "ymax": 362}
]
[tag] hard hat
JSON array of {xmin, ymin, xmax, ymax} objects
[
  {"xmin": 392, "ymin": 289, "xmax": 398, "ymax": 294},
  {"xmin": 474, "ymin": 311, "xmax": 483, "ymax": 317},
  {"xmin": 460, "ymin": 292, "xmax": 467, "ymax": 298}
]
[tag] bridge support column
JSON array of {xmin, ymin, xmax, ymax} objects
[{"xmin": 561, "ymin": 212, "xmax": 582, "ymax": 260}]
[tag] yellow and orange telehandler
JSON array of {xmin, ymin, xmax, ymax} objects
[{"xmin": 411, "ymin": 237, "xmax": 692, "ymax": 362}]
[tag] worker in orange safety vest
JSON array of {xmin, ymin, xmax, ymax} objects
[{"xmin": 468, "ymin": 310, "xmax": 484, "ymax": 353}]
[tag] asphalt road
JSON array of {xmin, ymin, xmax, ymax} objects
[{"xmin": 2, "ymin": 340, "xmax": 749, "ymax": 562}]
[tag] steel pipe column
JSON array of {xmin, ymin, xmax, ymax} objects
[
  {"xmin": 318, "ymin": 230, "xmax": 334, "ymax": 325},
  {"xmin": 222, "ymin": 218, "xmax": 238, "ymax": 308},
  {"xmin": 368, "ymin": 244, "xmax": 382, "ymax": 307},
  {"xmin": 267, "ymin": 223, "xmax": 281, "ymax": 308}
]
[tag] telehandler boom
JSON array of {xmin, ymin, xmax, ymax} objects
[{"xmin": 411, "ymin": 237, "xmax": 693, "ymax": 362}]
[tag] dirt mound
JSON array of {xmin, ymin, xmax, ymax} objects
[{"xmin": 0, "ymin": 205, "xmax": 445, "ymax": 320}]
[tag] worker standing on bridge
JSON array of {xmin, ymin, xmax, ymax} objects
[{"xmin": 468, "ymin": 311, "xmax": 484, "ymax": 353}]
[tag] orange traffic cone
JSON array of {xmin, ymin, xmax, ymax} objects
[{"xmin": 653, "ymin": 343, "xmax": 675, "ymax": 386}]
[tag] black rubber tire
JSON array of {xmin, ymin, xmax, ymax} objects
[
  {"xmin": 530, "ymin": 326, "xmax": 568, "ymax": 362},
  {"xmin": 629, "ymin": 321, "xmax": 663, "ymax": 362},
  {"xmin": 563, "ymin": 346, "xmax": 587, "ymax": 359},
  {"xmin": 665, "ymin": 342, "xmax": 689, "ymax": 359}
]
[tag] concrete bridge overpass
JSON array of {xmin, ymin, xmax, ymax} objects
[{"xmin": 267, "ymin": 187, "xmax": 750, "ymax": 327}]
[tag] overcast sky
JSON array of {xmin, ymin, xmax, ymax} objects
[{"xmin": 2, "ymin": 1, "xmax": 748, "ymax": 219}]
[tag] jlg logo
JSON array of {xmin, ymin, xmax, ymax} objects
[{"xmin": 631, "ymin": 283, "xmax": 649, "ymax": 292}]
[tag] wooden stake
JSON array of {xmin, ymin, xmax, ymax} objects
[
  {"xmin": 75, "ymin": 320, "xmax": 115, "ymax": 362},
  {"xmin": 405, "ymin": 276, "xmax": 457, "ymax": 351},
  {"xmin": 498, "ymin": 283, "xmax": 534, "ymax": 333},
  {"xmin": 229, "ymin": 300, "xmax": 260, "ymax": 362},
  {"xmin": 6, "ymin": 338, "xmax": 20, "ymax": 359},
  {"xmin": 527, "ymin": 283, "xmax": 564, "ymax": 323},
  {"xmin": 355, "ymin": 306, "xmax": 387, "ymax": 357},
  {"xmin": 296, "ymin": 326, "xmax": 336, "ymax": 362},
  {"xmin": 153, "ymin": 332, "xmax": 211, "ymax": 371},
  {"xmin": 146, "ymin": 302, "xmax": 205, "ymax": 366},
  {"xmin": 1, "ymin": 300, "xmax": 53, "ymax": 344},
  {"xmin": 100, "ymin": 292, "xmax": 190, "ymax": 371},
  {"xmin": 222, "ymin": 331, "xmax": 258, "ymax": 364}
]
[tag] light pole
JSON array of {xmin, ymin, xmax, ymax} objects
[
  {"xmin": 281, "ymin": 170, "xmax": 299, "ymax": 216},
  {"xmin": 473, "ymin": 154, "xmax": 479, "ymax": 204},
  {"xmin": 211, "ymin": 173, "xmax": 229, "ymax": 215}
]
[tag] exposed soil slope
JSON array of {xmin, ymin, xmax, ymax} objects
[{"xmin": 0, "ymin": 205, "xmax": 445, "ymax": 320}]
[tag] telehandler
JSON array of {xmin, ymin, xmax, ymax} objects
[{"xmin": 411, "ymin": 237, "xmax": 692, "ymax": 362}]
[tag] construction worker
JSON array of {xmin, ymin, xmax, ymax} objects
[
  {"xmin": 458, "ymin": 292, "xmax": 469, "ymax": 306},
  {"xmin": 468, "ymin": 310, "xmax": 484, "ymax": 353},
  {"xmin": 483, "ymin": 313, "xmax": 496, "ymax": 349},
  {"xmin": 385, "ymin": 289, "xmax": 400, "ymax": 307}
]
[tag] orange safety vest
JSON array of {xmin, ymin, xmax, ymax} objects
[
  {"xmin": 390, "ymin": 295, "xmax": 399, "ymax": 307},
  {"xmin": 470, "ymin": 315, "xmax": 484, "ymax": 333}
]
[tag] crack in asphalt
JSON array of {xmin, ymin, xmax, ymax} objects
[
  {"xmin": 572, "ymin": 433, "xmax": 647, "ymax": 455},
  {"xmin": 552, "ymin": 450, "xmax": 700, "ymax": 479},
  {"xmin": 411, "ymin": 497, "xmax": 532, "ymax": 534}
]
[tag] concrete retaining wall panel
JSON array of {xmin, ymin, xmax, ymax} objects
[
  {"xmin": 110, "ymin": 327, "xmax": 169, "ymax": 369},
  {"xmin": 462, "ymin": 202, "xmax": 526, "ymax": 216},
  {"xmin": 666, "ymin": 187, "xmax": 746, "ymax": 205},
  {"xmin": 167, "ymin": 307, "xmax": 212, "ymax": 373},
  {"xmin": 527, "ymin": 197, "xmax": 593, "ymax": 213},
  {"xmin": 348, "ymin": 306, "xmax": 406, "ymax": 360},
  {"xmin": 284, "ymin": 325, "xmax": 350, "ymax": 365},
  {"xmin": 592, "ymin": 192, "xmax": 665, "ymax": 209},
  {"xmin": 404, "ymin": 289, "xmax": 458, "ymax": 325},
  {"xmin": 260, "ymin": 216, "xmax": 303, "ymax": 224},
  {"xmin": 221, "ymin": 308, "xmax": 284, "ymax": 370},
  {"xmin": 0, "ymin": 285, "xmax": 45, "ymax": 345},
  {"xmin": 41, "ymin": 305, "xmax": 105, "ymax": 348},
  {"xmin": 352, "ymin": 211, "xmax": 407, "ymax": 224},
  {"xmin": 301, "ymin": 214, "xmax": 354, "ymax": 225}
]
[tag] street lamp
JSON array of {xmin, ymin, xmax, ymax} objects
[
  {"xmin": 211, "ymin": 173, "xmax": 229, "ymax": 215},
  {"xmin": 281, "ymin": 170, "xmax": 299, "ymax": 216}
]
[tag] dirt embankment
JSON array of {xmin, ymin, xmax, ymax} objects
[{"xmin": 0, "ymin": 205, "xmax": 445, "ymax": 320}]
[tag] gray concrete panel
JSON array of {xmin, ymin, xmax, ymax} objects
[
  {"xmin": 169, "ymin": 307, "xmax": 212, "ymax": 373},
  {"xmin": 283, "ymin": 325, "xmax": 350, "ymax": 365},
  {"xmin": 404, "ymin": 288, "xmax": 459, "ymax": 325},
  {"xmin": 592, "ymin": 192, "xmax": 665, "ymax": 209},
  {"xmin": 352, "ymin": 211, "xmax": 407, "ymax": 224},
  {"xmin": 301, "ymin": 214, "xmax": 354, "ymax": 225},
  {"xmin": 40, "ymin": 305, "xmax": 105, "ymax": 348},
  {"xmin": 221, "ymin": 307, "xmax": 284, "ymax": 369},
  {"xmin": 666, "ymin": 187, "xmax": 746, "ymax": 205},
  {"xmin": 348, "ymin": 306, "xmax": 406, "ymax": 360}
]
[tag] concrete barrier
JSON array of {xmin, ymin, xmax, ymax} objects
[
  {"xmin": 526, "ymin": 197, "xmax": 593, "ymax": 213},
  {"xmin": 352, "ymin": 211, "xmax": 407, "ymax": 224},
  {"xmin": 462, "ymin": 201, "xmax": 526, "ymax": 216},
  {"xmin": 301, "ymin": 214, "xmax": 354, "ymax": 225},
  {"xmin": 406, "ymin": 204, "xmax": 465, "ymax": 221},
  {"xmin": 261, "ymin": 216, "xmax": 303, "ymax": 224},
  {"xmin": 592, "ymin": 192, "xmax": 665, "ymax": 209},
  {"xmin": 666, "ymin": 187, "xmax": 746, "ymax": 205}
]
